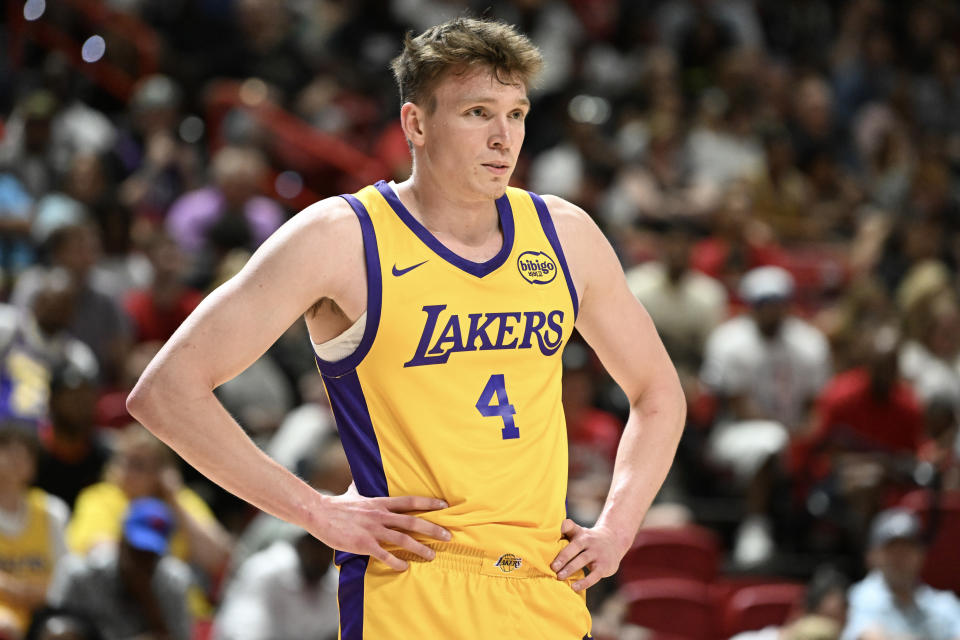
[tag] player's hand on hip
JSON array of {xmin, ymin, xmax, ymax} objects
[
  {"xmin": 312, "ymin": 489, "xmax": 451, "ymax": 571},
  {"xmin": 551, "ymin": 519, "xmax": 628, "ymax": 592}
]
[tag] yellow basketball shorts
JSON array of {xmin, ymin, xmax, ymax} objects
[{"xmin": 336, "ymin": 544, "xmax": 594, "ymax": 639}]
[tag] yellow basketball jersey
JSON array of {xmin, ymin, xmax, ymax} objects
[
  {"xmin": 0, "ymin": 488, "xmax": 54, "ymax": 629},
  {"xmin": 316, "ymin": 181, "xmax": 578, "ymax": 577}
]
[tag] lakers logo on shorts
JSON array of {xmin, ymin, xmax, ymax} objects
[
  {"xmin": 494, "ymin": 553, "xmax": 522, "ymax": 573},
  {"xmin": 517, "ymin": 251, "xmax": 557, "ymax": 284}
]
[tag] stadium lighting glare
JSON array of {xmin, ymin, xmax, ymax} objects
[
  {"xmin": 239, "ymin": 78, "xmax": 269, "ymax": 106},
  {"xmin": 179, "ymin": 116, "xmax": 205, "ymax": 144},
  {"xmin": 568, "ymin": 95, "xmax": 611, "ymax": 126},
  {"xmin": 81, "ymin": 35, "xmax": 106, "ymax": 63},
  {"xmin": 275, "ymin": 171, "xmax": 304, "ymax": 199},
  {"xmin": 23, "ymin": 0, "xmax": 45, "ymax": 21}
]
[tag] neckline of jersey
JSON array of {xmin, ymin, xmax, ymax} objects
[{"xmin": 373, "ymin": 180, "xmax": 515, "ymax": 278}]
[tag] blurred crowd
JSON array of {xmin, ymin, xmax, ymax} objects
[{"xmin": 2, "ymin": 0, "xmax": 960, "ymax": 638}]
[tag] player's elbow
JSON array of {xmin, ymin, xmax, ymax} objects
[
  {"xmin": 126, "ymin": 367, "xmax": 181, "ymax": 436},
  {"xmin": 667, "ymin": 369, "xmax": 687, "ymax": 434},
  {"xmin": 127, "ymin": 357, "xmax": 215, "ymax": 437},
  {"xmin": 674, "ymin": 385, "xmax": 688, "ymax": 435},
  {"xmin": 632, "ymin": 369, "xmax": 686, "ymax": 436},
  {"xmin": 126, "ymin": 373, "xmax": 159, "ymax": 425}
]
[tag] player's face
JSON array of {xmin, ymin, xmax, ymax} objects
[{"xmin": 420, "ymin": 67, "xmax": 529, "ymax": 201}]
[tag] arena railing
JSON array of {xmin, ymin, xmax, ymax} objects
[
  {"xmin": 7, "ymin": 0, "xmax": 160, "ymax": 101},
  {"xmin": 204, "ymin": 80, "xmax": 389, "ymax": 209}
]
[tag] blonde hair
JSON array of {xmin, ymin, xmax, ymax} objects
[
  {"xmin": 390, "ymin": 17, "xmax": 543, "ymax": 112},
  {"xmin": 106, "ymin": 422, "xmax": 176, "ymax": 483}
]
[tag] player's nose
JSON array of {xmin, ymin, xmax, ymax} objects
[{"xmin": 488, "ymin": 116, "xmax": 513, "ymax": 150}]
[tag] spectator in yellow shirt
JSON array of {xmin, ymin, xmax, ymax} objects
[
  {"xmin": 0, "ymin": 422, "xmax": 69, "ymax": 637},
  {"xmin": 66, "ymin": 423, "xmax": 233, "ymax": 582}
]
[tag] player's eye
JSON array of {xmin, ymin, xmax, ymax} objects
[
  {"xmin": 469, "ymin": 108, "xmax": 485, "ymax": 117},
  {"xmin": 511, "ymin": 110, "xmax": 526, "ymax": 120}
]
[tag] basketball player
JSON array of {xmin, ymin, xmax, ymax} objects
[{"xmin": 127, "ymin": 18, "xmax": 685, "ymax": 639}]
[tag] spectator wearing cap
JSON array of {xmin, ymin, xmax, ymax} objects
[
  {"xmin": 842, "ymin": 508, "xmax": 960, "ymax": 640},
  {"xmin": 67, "ymin": 424, "xmax": 232, "ymax": 583},
  {"xmin": 33, "ymin": 362, "xmax": 110, "ymax": 509},
  {"xmin": 700, "ymin": 266, "xmax": 831, "ymax": 566},
  {"xmin": 0, "ymin": 424, "xmax": 69, "ymax": 637},
  {"xmin": 49, "ymin": 498, "xmax": 193, "ymax": 640},
  {"xmin": 0, "ymin": 269, "xmax": 98, "ymax": 426}
]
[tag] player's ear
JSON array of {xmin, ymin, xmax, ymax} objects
[{"xmin": 400, "ymin": 102, "xmax": 426, "ymax": 147}]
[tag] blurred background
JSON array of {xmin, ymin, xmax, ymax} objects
[{"xmin": 1, "ymin": 1, "xmax": 960, "ymax": 639}]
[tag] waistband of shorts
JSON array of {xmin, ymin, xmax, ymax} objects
[{"xmin": 393, "ymin": 542, "xmax": 554, "ymax": 579}]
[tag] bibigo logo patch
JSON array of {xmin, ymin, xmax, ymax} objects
[
  {"xmin": 494, "ymin": 553, "xmax": 523, "ymax": 573},
  {"xmin": 517, "ymin": 251, "xmax": 557, "ymax": 285}
]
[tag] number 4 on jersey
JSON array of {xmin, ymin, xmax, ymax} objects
[{"xmin": 476, "ymin": 374, "xmax": 519, "ymax": 439}]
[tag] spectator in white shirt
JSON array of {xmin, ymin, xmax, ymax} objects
[
  {"xmin": 214, "ymin": 532, "xmax": 338, "ymax": 640},
  {"xmin": 700, "ymin": 266, "xmax": 831, "ymax": 566},
  {"xmin": 626, "ymin": 219, "xmax": 728, "ymax": 392}
]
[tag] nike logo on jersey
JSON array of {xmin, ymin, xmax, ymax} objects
[{"xmin": 392, "ymin": 260, "xmax": 428, "ymax": 277}]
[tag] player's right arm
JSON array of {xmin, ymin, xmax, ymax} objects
[{"xmin": 126, "ymin": 197, "xmax": 449, "ymax": 570}]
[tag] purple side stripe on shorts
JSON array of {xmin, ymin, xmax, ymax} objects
[{"xmin": 338, "ymin": 555, "xmax": 369, "ymax": 640}]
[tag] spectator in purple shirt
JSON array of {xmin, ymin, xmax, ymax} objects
[{"xmin": 164, "ymin": 146, "xmax": 284, "ymax": 287}]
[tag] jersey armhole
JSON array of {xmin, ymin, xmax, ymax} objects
[
  {"xmin": 313, "ymin": 194, "xmax": 382, "ymax": 377},
  {"xmin": 527, "ymin": 192, "xmax": 580, "ymax": 319}
]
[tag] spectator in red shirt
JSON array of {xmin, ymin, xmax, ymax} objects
[
  {"xmin": 798, "ymin": 326, "xmax": 924, "ymax": 548},
  {"xmin": 124, "ymin": 234, "xmax": 202, "ymax": 345},
  {"xmin": 809, "ymin": 327, "xmax": 923, "ymax": 457},
  {"xmin": 690, "ymin": 182, "xmax": 785, "ymax": 298}
]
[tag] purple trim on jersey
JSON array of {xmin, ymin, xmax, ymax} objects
[
  {"xmin": 322, "ymin": 370, "xmax": 388, "ymax": 498},
  {"xmin": 314, "ymin": 194, "xmax": 382, "ymax": 377},
  {"xmin": 374, "ymin": 180, "xmax": 515, "ymax": 278},
  {"xmin": 337, "ymin": 554, "xmax": 369, "ymax": 640},
  {"xmin": 528, "ymin": 192, "xmax": 580, "ymax": 319}
]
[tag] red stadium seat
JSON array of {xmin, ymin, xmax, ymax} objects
[
  {"xmin": 723, "ymin": 582, "xmax": 805, "ymax": 636},
  {"xmin": 710, "ymin": 576, "xmax": 797, "ymax": 615},
  {"xmin": 618, "ymin": 525, "xmax": 722, "ymax": 585},
  {"xmin": 620, "ymin": 578, "xmax": 718, "ymax": 640},
  {"xmin": 900, "ymin": 489, "xmax": 960, "ymax": 595},
  {"xmin": 192, "ymin": 620, "xmax": 213, "ymax": 640}
]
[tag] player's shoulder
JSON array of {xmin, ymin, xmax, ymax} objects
[
  {"xmin": 287, "ymin": 195, "xmax": 360, "ymax": 235},
  {"xmin": 536, "ymin": 193, "xmax": 604, "ymax": 251},
  {"xmin": 538, "ymin": 194, "xmax": 593, "ymax": 227},
  {"xmin": 262, "ymin": 195, "xmax": 364, "ymax": 261}
]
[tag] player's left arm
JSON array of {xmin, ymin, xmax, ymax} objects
[{"xmin": 543, "ymin": 195, "xmax": 686, "ymax": 592}]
